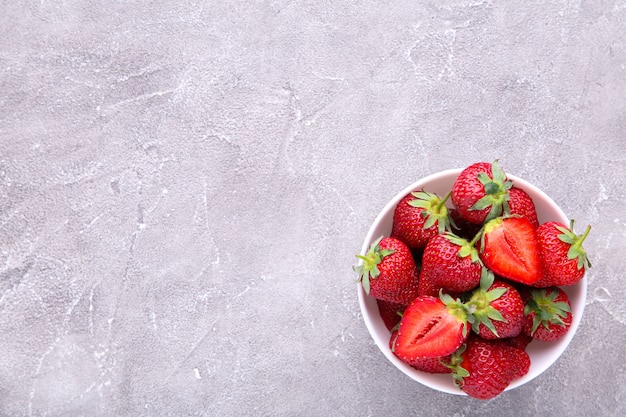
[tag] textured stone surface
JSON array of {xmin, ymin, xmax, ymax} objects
[{"xmin": 1, "ymin": 1, "xmax": 625, "ymax": 416}]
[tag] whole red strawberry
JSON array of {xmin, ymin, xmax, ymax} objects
[
  {"xmin": 451, "ymin": 160, "xmax": 513, "ymax": 224},
  {"xmin": 451, "ymin": 336, "xmax": 530, "ymax": 400},
  {"xmin": 354, "ymin": 236, "xmax": 419, "ymax": 305},
  {"xmin": 393, "ymin": 295, "xmax": 470, "ymax": 360},
  {"xmin": 416, "ymin": 272, "xmax": 463, "ymax": 299},
  {"xmin": 420, "ymin": 232, "xmax": 482, "ymax": 294},
  {"xmin": 377, "ymin": 299, "xmax": 406, "ymax": 331},
  {"xmin": 507, "ymin": 343, "xmax": 531, "ymax": 379},
  {"xmin": 508, "ymin": 187, "xmax": 539, "ymax": 228},
  {"xmin": 467, "ymin": 270, "xmax": 524, "ymax": 339},
  {"xmin": 479, "ymin": 216, "xmax": 542, "ymax": 285},
  {"xmin": 504, "ymin": 332, "xmax": 533, "ymax": 351},
  {"xmin": 390, "ymin": 330, "xmax": 452, "ymax": 374},
  {"xmin": 391, "ymin": 190, "xmax": 455, "ymax": 250},
  {"xmin": 534, "ymin": 220, "xmax": 591, "ymax": 287},
  {"xmin": 416, "ymin": 270, "xmax": 440, "ymax": 298},
  {"xmin": 522, "ymin": 287, "xmax": 572, "ymax": 342}
]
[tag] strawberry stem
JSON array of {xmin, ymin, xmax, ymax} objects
[
  {"xmin": 571, "ymin": 224, "xmax": 592, "ymax": 269},
  {"xmin": 409, "ymin": 190, "xmax": 455, "ymax": 234},
  {"xmin": 435, "ymin": 190, "xmax": 452, "ymax": 212},
  {"xmin": 468, "ymin": 227, "xmax": 484, "ymax": 248},
  {"xmin": 576, "ymin": 224, "xmax": 592, "ymax": 246},
  {"xmin": 558, "ymin": 220, "xmax": 592, "ymax": 270}
]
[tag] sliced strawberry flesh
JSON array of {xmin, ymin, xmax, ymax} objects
[
  {"xmin": 394, "ymin": 296, "xmax": 466, "ymax": 359},
  {"xmin": 481, "ymin": 217, "xmax": 542, "ymax": 284}
]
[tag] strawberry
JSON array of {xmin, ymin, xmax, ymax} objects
[
  {"xmin": 507, "ymin": 344, "xmax": 531, "ymax": 378},
  {"xmin": 393, "ymin": 295, "xmax": 469, "ymax": 360},
  {"xmin": 534, "ymin": 220, "xmax": 591, "ymax": 287},
  {"xmin": 451, "ymin": 160, "xmax": 513, "ymax": 224},
  {"xmin": 391, "ymin": 190, "xmax": 455, "ymax": 249},
  {"xmin": 354, "ymin": 236, "xmax": 420, "ymax": 305},
  {"xmin": 377, "ymin": 299, "xmax": 406, "ymax": 331},
  {"xmin": 466, "ymin": 270, "xmax": 524, "ymax": 339},
  {"xmin": 504, "ymin": 332, "xmax": 533, "ymax": 351},
  {"xmin": 451, "ymin": 337, "xmax": 530, "ymax": 400},
  {"xmin": 522, "ymin": 287, "xmax": 572, "ymax": 342},
  {"xmin": 416, "ymin": 272, "xmax": 463, "ymax": 299},
  {"xmin": 390, "ymin": 330, "xmax": 452, "ymax": 374},
  {"xmin": 420, "ymin": 232, "xmax": 482, "ymax": 294},
  {"xmin": 416, "ymin": 270, "xmax": 441, "ymax": 298},
  {"xmin": 508, "ymin": 187, "xmax": 539, "ymax": 228},
  {"xmin": 479, "ymin": 216, "xmax": 542, "ymax": 285}
]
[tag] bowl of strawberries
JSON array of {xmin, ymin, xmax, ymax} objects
[{"xmin": 354, "ymin": 161, "xmax": 591, "ymax": 400}]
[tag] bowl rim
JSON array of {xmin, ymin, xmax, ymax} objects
[{"xmin": 356, "ymin": 168, "xmax": 588, "ymax": 395}]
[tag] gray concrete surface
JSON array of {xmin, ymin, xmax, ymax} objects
[{"xmin": 1, "ymin": 1, "xmax": 625, "ymax": 416}]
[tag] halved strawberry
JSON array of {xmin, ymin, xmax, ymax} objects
[
  {"xmin": 393, "ymin": 295, "xmax": 469, "ymax": 360},
  {"xmin": 479, "ymin": 217, "xmax": 542, "ymax": 285},
  {"xmin": 390, "ymin": 331, "xmax": 452, "ymax": 374}
]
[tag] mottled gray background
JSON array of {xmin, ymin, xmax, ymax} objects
[{"xmin": 1, "ymin": 1, "xmax": 625, "ymax": 416}]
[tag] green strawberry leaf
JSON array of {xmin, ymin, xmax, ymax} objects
[
  {"xmin": 466, "ymin": 268, "xmax": 510, "ymax": 337},
  {"xmin": 409, "ymin": 190, "xmax": 455, "ymax": 235},
  {"xmin": 553, "ymin": 302, "xmax": 572, "ymax": 313},
  {"xmin": 469, "ymin": 160, "xmax": 513, "ymax": 222},
  {"xmin": 486, "ymin": 308, "xmax": 506, "ymax": 322},
  {"xmin": 449, "ymin": 344, "xmax": 470, "ymax": 387},
  {"xmin": 479, "ymin": 268, "xmax": 495, "ymax": 291},
  {"xmin": 353, "ymin": 236, "xmax": 394, "ymax": 294},
  {"xmin": 361, "ymin": 272, "xmax": 370, "ymax": 294},
  {"xmin": 485, "ymin": 287, "xmax": 508, "ymax": 302},
  {"xmin": 525, "ymin": 288, "xmax": 571, "ymax": 335},
  {"xmin": 491, "ymin": 159, "xmax": 505, "ymax": 182},
  {"xmin": 442, "ymin": 232, "xmax": 482, "ymax": 263},
  {"xmin": 556, "ymin": 220, "xmax": 592, "ymax": 270}
]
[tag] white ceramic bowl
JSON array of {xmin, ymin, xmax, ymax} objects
[{"xmin": 357, "ymin": 168, "xmax": 587, "ymax": 395}]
